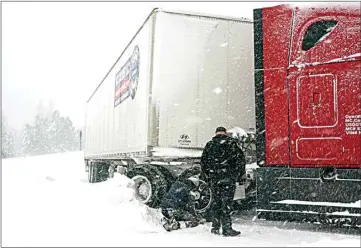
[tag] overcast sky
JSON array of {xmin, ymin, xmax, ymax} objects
[{"xmin": 2, "ymin": 1, "xmax": 319, "ymax": 131}]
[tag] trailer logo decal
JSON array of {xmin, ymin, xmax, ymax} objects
[
  {"xmin": 114, "ymin": 46, "xmax": 140, "ymax": 107},
  {"xmin": 178, "ymin": 134, "xmax": 191, "ymax": 146}
]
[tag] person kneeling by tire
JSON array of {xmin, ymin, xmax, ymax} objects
[{"xmin": 160, "ymin": 176, "xmax": 205, "ymax": 232}]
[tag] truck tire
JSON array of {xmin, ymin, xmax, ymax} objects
[
  {"xmin": 127, "ymin": 165, "xmax": 168, "ymax": 208},
  {"xmin": 88, "ymin": 162, "xmax": 110, "ymax": 183},
  {"xmin": 151, "ymin": 165, "xmax": 175, "ymax": 191}
]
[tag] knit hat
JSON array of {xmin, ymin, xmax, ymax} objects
[{"xmin": 215, "ymin": 126, "xmax": 227, "ymax": 133}]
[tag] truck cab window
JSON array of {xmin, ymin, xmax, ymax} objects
[{"xmin": 301, "ymin": 20, "xmax": 338, "ymax": 51}]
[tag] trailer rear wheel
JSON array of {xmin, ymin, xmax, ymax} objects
[
  {"xmin": 127, "ymin": 166, "xmax": 168, "ymax": 208},
  {"xmin": 132, "ymin": 175, "xmax": 153, "ymax": 203}
]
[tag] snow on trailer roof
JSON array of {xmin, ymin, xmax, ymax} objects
[
  {"xmin": 86, "ymin": 7, "xmax": 252, "ymax": 103},
  {"xmin": 254, "ymin": 2, "xmax": 360, "ymax": 19},
  {"xmin": 291, "ymin": 1, "xmax": 361, "ymax": 10},
  {"xmin": 259, "ymin": 2, "xmax": 361, "ymax": 11}
]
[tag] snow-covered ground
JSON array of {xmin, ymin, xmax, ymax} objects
[{"xmin": 2, "ymin": 152, "xmax": 360, "ymax": 247}]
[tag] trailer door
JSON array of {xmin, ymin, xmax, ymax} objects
[{"xmin": 287, "ymin": 6, "xmax": 361, "ymax": 168}]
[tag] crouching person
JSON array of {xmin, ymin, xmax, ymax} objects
[{"xmin": 160, "ymin": 176, "xmax": 204, "ymax": 232}]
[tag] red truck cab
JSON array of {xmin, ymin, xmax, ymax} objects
[{"xmin": 254, "ymin": 3, "xmax": 360, "ymax": 226}]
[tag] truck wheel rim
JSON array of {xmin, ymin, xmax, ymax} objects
[
  {"xmin": 194, "ymin": 180, "xmax": 212, "ymax": 213},
  {"xmin": 132, "ymin": 175, "xmax": 152, "ymax": 203}
]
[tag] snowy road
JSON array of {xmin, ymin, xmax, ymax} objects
[{"xmin": 2, "ymin": 152, "xmax": 360, "ymax": 247}]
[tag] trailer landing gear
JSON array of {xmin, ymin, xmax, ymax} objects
[{"xmin": 88, "ymin": 161, "xmax": 110, "ymax": 183}]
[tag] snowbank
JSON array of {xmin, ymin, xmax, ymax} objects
[
  {"xmin": 2, "ymin": 151, "xmax": 360, "ymax": 247},
  {"xmin": 103, "ymin": 173, "xmax": 164, "ymax": 232}
]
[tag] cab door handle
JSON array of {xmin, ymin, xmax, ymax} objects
[{"xmin": 313, "ymin": 92, "xmax": 321, "ymax": 106}]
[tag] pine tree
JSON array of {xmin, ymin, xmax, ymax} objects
[
  {"xmin": 21, "ymin": 123, "xmax": 36, "ymax": 156},
  {"xmin": 21, "ymin": 109, "xmax": 80, "ymax": 156},
  {"xmin": 2, "ymin": 115, "xmax": 15, "ymax": 158},
  {"xmin": 51, "ymin": 114, "xmax": 78, "ymax": 152},
  {"xmin": 34, "ymin": 115, "xmax": 51, "ymax": 155}
]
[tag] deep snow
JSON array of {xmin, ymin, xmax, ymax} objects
[{"xmin": 2, "ymin": 152, "xmax": 360, "ymax": 247}]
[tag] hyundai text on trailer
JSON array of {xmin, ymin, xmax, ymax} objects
[{"xmin": 84, "ymin": 3, "xmax": 361, "ymax": 226}]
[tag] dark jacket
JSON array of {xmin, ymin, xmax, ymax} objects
[
  {"xmin": 160, "ymin": 180, "xmax": 194, "ymax": 211},
  {"xmin": 200, "ymin": 134, "xmax": 246, "ymax": 184}
]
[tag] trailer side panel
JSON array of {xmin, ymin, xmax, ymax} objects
[
  {"xmin": 152, "ymin": 12, "xmax": 255, "ymax": 149},
  {"xmin": 85, "ymin": 15, "xmax": 154, "ymax": 159}
]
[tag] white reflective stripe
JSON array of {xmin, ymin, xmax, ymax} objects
[
  {"xmin": 276, "ymin": 177, "xmax": 361, "ymax": 182},
  {"xmin": 271, "ymin": 200, "xmax": 361, "ymax": 208},
  {"xmin": 257, "ymin": 209, "xmax": 361, "ymax": 217}
]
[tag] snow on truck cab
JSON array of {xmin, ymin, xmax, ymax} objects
[{"xmin": 84, "ymin": 4, "xmax": 361, "ymax": 227}]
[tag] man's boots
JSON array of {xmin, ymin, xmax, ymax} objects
[
  {"xmin": 185, "ymin": 221, "xmax": 199, "ymax": 228},
  {"xmin": 222, "ymin": 228, "xmax": 241, "ymax": 237},
  {"xmin": 221, "ymin": 215, "xmax": 241, "ymax": 236},
  {"xmin": 211, "ymin": 218, "xmax": 221, "ymax": 235},
  {"xmin": 162, "ymin": 217, "xmax": 180, "ymax": 232}
]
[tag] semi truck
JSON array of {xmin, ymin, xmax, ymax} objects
[{"xmin": 84, "ymin": 3, "xmax": 361, "ymax": 227}]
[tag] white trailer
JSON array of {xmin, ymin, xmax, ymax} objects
[{"xmin": 85, "ymin": 8, "xmax": 256, "ymax": 213}]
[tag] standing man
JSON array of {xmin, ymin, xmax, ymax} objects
[{"xmin": 201, "ymin": 126, "xmax": 246, "ymax": 237}]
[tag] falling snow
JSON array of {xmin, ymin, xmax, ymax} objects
[{"xmin": 212, "ymin": 87, "xmax": 223, "ymax": 94}]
